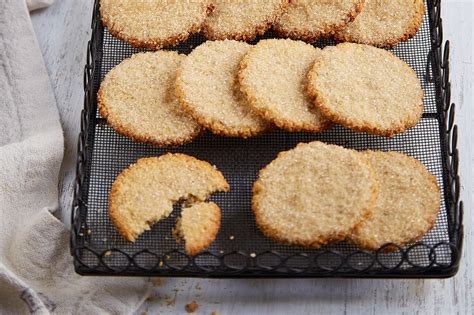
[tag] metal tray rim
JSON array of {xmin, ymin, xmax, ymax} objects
[{"xmin": 71, "ymin": 0, "xmax": 463, "ymax": 278}]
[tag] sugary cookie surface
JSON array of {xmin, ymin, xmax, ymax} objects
[
  {"xmin": 308, "ymin": 43, "xmax": 423, "ymax": 137},
  {"xmin": 275, "ymin": 0, "xmax": 365, "ymax": 41},
  {"xmin": 351, "ymin": 151, "xmax": 440, "ymax": 250},
  {"xmin": 98, "ymin": 51, "xmax": 202, "ymax": 146},
  {"xmin": 100, "ymin": 0, "xmax": 211, "ymax": 49},
  {"xmin": 253, "ymin": 141, "xmax": 378, "ymax": 248}
]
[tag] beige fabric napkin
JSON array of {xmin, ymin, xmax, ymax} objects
[{"xmin": 0, "ymin": 0, "xmax": 151, "ymax": 314}]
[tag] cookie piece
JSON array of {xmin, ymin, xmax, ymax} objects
[
  {"xmin": 100, "ymin": 0, "xmax": 211, "ymax": 49},
  {"xmin": 253, "ymin": 141, "xmax": 378, "ymax": 248},
  {"xmin": 203, "ymin": 0, "xmax": 289, "ymax": 41},
  {"xmin": 335, "ymin": 0, "xmax": 425, "ymax": 48},
  {"xmin": 307, "ymin": 43, "xmax": 423, "ymax": 137},
  {"xmin": 352, "ymin": 151, "xmax": 440, "ymax": 250},
  {"xmin": 239, "ymin": 39, "xmax": 331, "ymax": 132},
  {"xmin": 109, "ymin": 154, "xmax": 229, "ymax": 242},
  {"xmin": 176, "ymin": 40, "xmax": 270, "ymax": 138},
  {"xmin": 98, "ymin": 52, "xmax": 202, "ymax": 146},
  {"xmin": 175, "ymin": 202, "xmax": 221, "ymax": 256},
  {"xmin": 274, "ymin": 0, "xmax": 365, "ymax": 42}
]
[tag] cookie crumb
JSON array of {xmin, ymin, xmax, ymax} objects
[
  {"xmin": 151, "ymin": 277, "xmax": 163, "ymax": 286},
  {"xmin": 86, "ymin": 229, "xmax": 92, "ymax": 235},
  {"xmin": 250, "ymin": 252, "xmax": 256, "ymax": 258},
  {"xmin": 172, "ymin": 226, "xmax": 183, "ymax": 244},
  {"xmin": 146, "ymin": 294, "xmax": 160, "ymax": 303},
  {"xmin": 104, "ymin": 250, "xmax": 112, "ymax": 257},
  {"xmin": 211, "ymin": 312, "xmax": 219, "ymax": 315},
  {"xmin": 229, "ymin": 235, "xmax": 235, "ymax": 240},
  {"xmin": 185, "ymin": 301, "xmax": 199, "ymax": 313}
]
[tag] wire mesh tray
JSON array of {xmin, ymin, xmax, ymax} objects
[{"xmin": 72, "ymin": 0, "xmax": 463, "ymax": 278}]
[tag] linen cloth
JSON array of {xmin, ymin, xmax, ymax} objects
[{"xmin": 0, "ymin": 0, "xmax": 151, "ymax": 313}]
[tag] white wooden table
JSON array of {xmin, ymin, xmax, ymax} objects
[{"xmin": 31, "ymin": 1, "xmax": 473, "ymax": 314}]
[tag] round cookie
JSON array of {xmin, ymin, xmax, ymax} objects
[
  {"xmin": 274, "ymin": 0, "xmax": 365, "ymax": 42},
  {"xmin": 203, "ymin": 0, "xmax": 289, "ymax": 41},
  {"xmin": 335, "ymin": 0, "xmax": 425, "ymax": 48},
  {"xmin": 100, "ymin": 0, "xmax": 211, "ymax": 49},
  {"xmin": 109, "ymin": 154, "xmax": 229, "ymax": 243},
  {"xmin": 307, "ymin": 43, "xmax": 424, "ymax": 137},
  {"xmin": 176, "ymin": 40, "xmax": 270, "ymax": 138},
  {"xmin": 351, "ymin": 151, "xmax": 440, "ymax": 250},
  {"xmin": 98, "ymin": 51, "xmax": 202, "ymax": 147},
  {"xmin": 253, "ymin": 141, "xmax": 378, "ymax": 248},
  {"xmin": 239, "ymin": 39, "xmax": 331, "ymax": 132}
]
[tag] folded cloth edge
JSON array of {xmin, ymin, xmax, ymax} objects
[{"xmin": 27, "ymin": 0, "xmax": 55, "ymax": 11}]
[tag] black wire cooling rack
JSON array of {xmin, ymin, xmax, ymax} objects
[{"xmin": 71, "ymin": 0, "xmax": 463, "ymax": 278}]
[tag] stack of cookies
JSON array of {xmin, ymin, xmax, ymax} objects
[
  {"xmin": 100, "ymin": 0, "xmax": 426, "ymax": 49},
  {"xmin": 253, "ymin": 141, "xmax": 440, "ymax": 250},
  {"xmin": 108, "ymin": 142, "xmax": 440, "ymax": 255},
  {"xmin": 99, "ymin": 39, "xmax": 424, "ymax": 143},
  {"xmin": 98, "ymin": 0, "xmax": 427, "ymax": 142}
]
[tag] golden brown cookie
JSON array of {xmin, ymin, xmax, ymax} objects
[
  {"xmin": 98, "ymin": 51, "xmax": 202, "ymax": 147},
  {"xmin": 335, "ymin": 0, "xmax": 425, "ymax": 48},
  {"xmin": 274, "ymin": 0, "xmax": 365, "ymax": 42},
  {"xmin": 176, "ymin": 40, "xmax": 270, "ymax": 138},
  {"xmin": 175, "ymin": 202, "xmax": 221, "ymax": 256},
  {"xmin": 239, "ymin": 39, "xmax": 331, "ymax": 132},
  {"xmin": 307, "ymin": 43, "xmax": 423, "ymax": 137},
  {"xmin": 202, "ymin": 0, "xmax": 289, "ymax": 41},
  {"xmin": 100, "ymin": 0, "xmax": 211, "ymax": 49},
  {"xmin": 351, "ymin": 151, "xmax": 440, "ymax": 251},
  {"xmin": 253, "ymin": 141, "xmax": 378, "ymax": 248},
  {"xmin": 109, "ymin": 154, "xmax": 229, "ymax": 243}
]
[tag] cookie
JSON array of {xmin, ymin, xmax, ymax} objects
[
  {"xmin": 98, "ymin": 51, "xmax": 202, "ymax": 147},
  {"xmin": 351, "ymin": 151, "xmax": 441, "ymax": 250},
  {"xmin": 335, "ymin": 0, "xmax": 425, "ymax": 48},
  {"xmin": 252, "ymin": 141, "xmax": 378, "ymax": 248},
  {"xmin": 109, "ymin": 154, "xmax": 229, "ymax": 242},
  {"xmin": 202, "ymin": 0, "xmax": 289, "ymax": 41},
  {"xmin": 274, "ymin": 0, "xmax": 365, "ymax": 42},
  {"xmin": 175, "ymin": 202, "xmax": 221, "ymax": 256},
  {"xmin": 239, "ymin": 39, "xmax": 331, "ymax": 132},
  {"xmin": 176, "ymin": 40, "xmax": 270, "ymax": 138},
  {"xmin": 100, "ymin": 0, "xmax": 211, "ymax": 49},
  {"xmin": 307, "ymin": 43, "xmax": 423, "ymax": 137}
]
